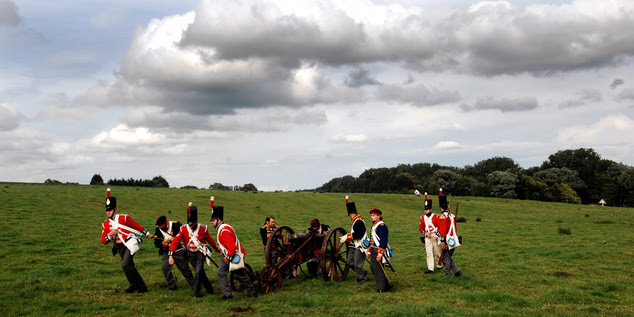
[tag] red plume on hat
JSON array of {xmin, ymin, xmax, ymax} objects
[
  {"xmin": 188, "ymin": 202, "xmax": 192, "ymax": 214},
  {"xmin": 106, "ymin": 188, "xmax": 110, "ymax": 198},
  {"xmin": 439, "ymin": 188, "xmax": 443, "ymax": 195},
  {"xmin": 210, "ymin": 196, "xmax": 214, "ymax": 209},
  {"xmin": 424, "ymin": 192, "xmax": 427, "ymax": 201},
  {"xmin": 345, "ymin": 195, "xmax": 349, "ymax": 204}
]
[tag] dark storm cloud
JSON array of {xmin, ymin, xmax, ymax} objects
[
  {"xmin": 610, "ymin": 78, "xmax": 624, "ymax": 89},
  {"xmin": 0, "ymin": 0, "xmax": 20, "ymax": 27},
  {"xmin": 344, "ymin": 68, "xmax": 382, "ymax": 88},
  {"xmin": 462, "ymin": 96, "xmax": 538, "ymax": 112},
  {"xmin": 79, "ymin": 0, "xmax": 634, "ymax": 122},
  {"xmin": 376, "ymin": 84, "xmax": 461, "ymax": 106}
]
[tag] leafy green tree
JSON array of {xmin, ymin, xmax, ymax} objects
[
  {"xmin": 487, "ymin": 171, "xmax": 519, "ymax": 199},
  {"xmin": 151, "ymin": 175, "xmax": 169, "ymax": 188},
  {"xmin": 534, "ymin": 167, "xmax": 585, "ymax": 193},
  {"xmin": 209, "ymin": 182, "xmax": 231, "ymax": 190},
  {"xmin": 557, "ymin": 183, "xmax": 582, "ymax": 204},
  {"xmin": 242, "ymin": 183, "xmax": 258, "ymax": 192},
  {"xmin": 516, "ymin": 174, "xmax": 552, "ymax": 201},
  {"xmin": 394, "ymin": 172, "xmax": 415, "ymax": 190},
  {"xmin": 90, "ymin": 174, "xmax": 104, "ymax": 185},
  {"xmin": 464, "ymin": 157, "xmax": 520, "ymax": 178},
  {"xmin": 428, "ymin": 169, "xmax": 461, "ymax": 194}
]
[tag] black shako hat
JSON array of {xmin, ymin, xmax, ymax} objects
[
  {"xmin": 105, "ymin": 188, "xmax": 116, "ymax": 211},
  {"xmin": 105, "ymin": 196, "xmax": 116, "ymax": 211},
  {"xmin": 156, "ymin": 215, "xmax": 167, "ymax": 226},
  {"xmin": 346, "ymin": 202, "xmax": 357, "ymax": 215},
  {"xmin": 439, "ymin": 187, "xmax": 448, "ymax": 210},
  {"xmin": 424, "ymin": 199, "xmax": 433, "ymax": 210},
  {"xmin": 210, "ymin": 205, "xmax": 224, "ymax": 221},
  {"xmin": 187, "ymin": 202, "xmax": 198, "ymax": 225}
]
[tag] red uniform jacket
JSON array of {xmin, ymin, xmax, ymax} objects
[
  {"xmin": 437, "ymin": 212, "xmax": 457, "ymax": 239},
  {"xmin": 169, "ymin": 224, "xmax": 216, "ymax": 253},
  {"xmin": 217, "ymin": 223, "xmax": 245, "ymax": 258},
  {"xmin": 419, "ymin": 213, "xmax": 439, "ymax": 234},
  {"xmin": 101, "ymin": 213, "xmax": 147, "ymax": 244}
]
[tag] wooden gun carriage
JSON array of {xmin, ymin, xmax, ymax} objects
[{"xmin": 253, "ymin": 226, "xmax": 350, "ymax": 294}]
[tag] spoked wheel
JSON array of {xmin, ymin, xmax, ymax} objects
[
  {"xmin": 320, "ymin": 227, "xmax": 350, "ymax": 282},
  {"xmin": 265, "ymin": 226, "xmax": 294, "ymax": 266},
  {"xmin": 258, "ymin": 265, "xmax": 282, "ymax": 294},
  {"xmin": 230, "ymin": 263, "xmax": 254, "ymax": 292}
]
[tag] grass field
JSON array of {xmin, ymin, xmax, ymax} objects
[{"xmin": 0, "ymin": 183, "xmax": 632, "ymax": 316}]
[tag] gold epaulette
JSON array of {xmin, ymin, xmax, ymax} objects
[{"xmin": 439, "ymin": 215, "xmax": 446, "ymax": 219}]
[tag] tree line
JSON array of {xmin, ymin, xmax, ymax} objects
[
  {"xmin": 316, "ymin": 148, "xmax": 634, "ymax": 207},
  {"xmin": 90, "ymin": 174, "xmax": 170, "ymax": 188}
]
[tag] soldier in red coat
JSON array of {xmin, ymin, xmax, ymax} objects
[
  {"xmin": 210, "ymin": 204, "xmax": 257, "ymax": 299},
  {"xmin": 100, "ymin": 188, "xmax": 154, "ymax": 294},
  {"xmin": 419, "ymin": 193, "xmax": 442, "ymax": 273},
  {"xmin": 437, "ymin": 191, "xmax": 462, "ymax": 277},
  {"xmin": 168, "ymin": 203, "xmax": 216, "ymax": 298}
]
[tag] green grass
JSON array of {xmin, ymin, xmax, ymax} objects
[{"xmin": 0, "ymin": 183, "xmax": 632, "ymax": 316}]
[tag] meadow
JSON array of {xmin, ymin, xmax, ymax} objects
[{"xmin": 0, "ymin": 183, "xmax": 632, "ymax": 316}]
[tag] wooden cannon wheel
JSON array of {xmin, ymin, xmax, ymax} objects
[
  {"xmin": 319, "ymin": 227, "xmax": 350, "ymax": 282},
  {"xmin": 265, "ymin": 225, "xmax": 294, "ymax": 266},
  {"xmin": 257, "ymin": 265, "xmax": 282, "ymax": 294}
]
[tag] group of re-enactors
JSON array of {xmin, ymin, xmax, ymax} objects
[{"xmin": 100, "ymin": 188, "xmax": 461, "ymax": 299}]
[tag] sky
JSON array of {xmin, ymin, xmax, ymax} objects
[{"xmin": 1, "ymin": 0, "xmax": 634, "ymax": 191}]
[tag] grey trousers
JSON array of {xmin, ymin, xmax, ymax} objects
[
  {"xmin": 369, "ymin": 247, "xmax": 391, "ymax": 291},
  {"xmin": 186, "ymin": 251, "xmax": 214, "ymax": 296},
  {"xmin": 161, "ymin": 250, "xmax": 195, "ymax": 289},
  {"xmin": 346, "ymin": 247, "xmax": 367, "ymax": 283},
  {"xmin": 217, "ymin": 259, "xmax": 256, "ymax": 297},
  {"xmin": 116, "ymin": 243, "xmax": 147, "ymax": 290},
  {"xmin": 442, "ymin": 248, "xmax": 461, "ymax": 276}
]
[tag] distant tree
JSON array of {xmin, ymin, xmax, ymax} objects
[
  {"xmin": 516, "ymin": 174, "xmax": 552, "ymax": 201},
  {"xmin": 181, "ymin": 185, "xmax": 199, "ymax": 189},
  {"xmin": 464, "ymin": 157, "xmax": 520, "ymax": 178},
  {"xmin": 394, "ymin": 172, "xmax": 415, "ymax": 191},
  {"xmin": 534, "ymin": 167, "xmax": 585, "ymax": 197},
  {"xmin": 428, "ymin": 169, "xmax": 461, "ymax": 194},
  {"xmin": 557, "ymin": 183, "xmax": 582, "ymax": 204},
  {"xmin": 487, "ymin": 171, "xmax": 519, "ymax": 199},
  {"xmin": 90, "ymin": 174, "xmax": 104, "ymax": 185},
  {"xmin": 242, "ymin": 183, "xmax": 258, "ymax": 192},
  {"xmin": 44, "ymin": 179, "xmax": 61, "ymax": 184},
  {"xmin": 151, "ymin": 175, "xmax": 169, "ymax": 188},
  {"xmin": 541, "ymin": 148, "xmax": 612, "ymax": 203},
  {"xmin": 209, "ymin": 182, "xmax": 231, "ymax": 190}
]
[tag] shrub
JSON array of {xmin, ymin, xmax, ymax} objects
[
  {"xmin": 476, "ymin": 217, "xmax": 482, "ymax": 222},
  {"xmin": 456, "ymin": 217, "xmax": 467, "ymax": 223},
  {"xmin": 558, "ymin": 228, "xmax": 571, "ymax": 235}
]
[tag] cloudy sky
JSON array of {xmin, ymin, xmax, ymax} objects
[{"xmin": 2, "ymin": 0, "xmax": 634, "ymax": 191}]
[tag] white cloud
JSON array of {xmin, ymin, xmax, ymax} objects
[
  {"xmin": 557, "ymin": 114, "xmax": 634, "ymax": 145},
  {"xmin": 331, "ymin": 134, "xmax": 368, "ymax": 143},
  {"xmin": 0, "ymin": 102, "xmax": 24, "ymax": 131},
  {"xmin": 93, "ymin": 124, "xmax": 166, "ymax": 146},
  {"xmin": 433, "ymin": 141, "xmax": 463, "ymax": 150}
]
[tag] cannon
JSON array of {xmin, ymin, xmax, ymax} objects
[{"xmin": 257, "ymin": 226, "xmax": 350, "ymax": 294}]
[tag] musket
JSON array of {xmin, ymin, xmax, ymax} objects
[
  {"xmin": 377, "ymin": 257, "xmax": 393, "ymax": 288},
  {"xmin": 382, "ymin": 254, "xmax": 398, "ymax": 276}
]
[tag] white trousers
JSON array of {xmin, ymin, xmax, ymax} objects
[{"xmin": 425, "ymin": 236, "xmax": 442, "ymax": 271}]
